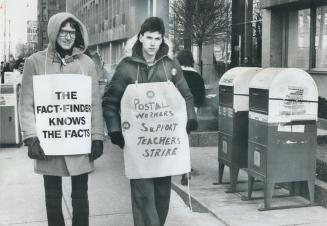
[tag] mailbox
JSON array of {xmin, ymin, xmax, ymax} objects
[
  {"xmin": 247, "ymin": 68, "xmax": 318, "ymax": 210},
  {"xmin": 218, "ymin": 67, "xmax": 261, "ymax": 192},
  {"xmin": 0, "ymin": 84, "xmax": 22, "ymax": 145}
]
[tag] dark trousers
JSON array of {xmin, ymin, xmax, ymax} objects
[
  {"xmin": 130, "ymin": 176, "xmax": 171, "ymax": 226},
  {"xmin": 43, "ymin": 173, "xmax": 89, "ymax": 226}
]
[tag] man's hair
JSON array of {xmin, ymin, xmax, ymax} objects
[
  {"xmin": 61, "ymin": 18, "xmax": 77, "ymax": 30},
  {"xmin": 177, "ymin": 50, "xmax": 194, "ymax": 67},
  {"xmin": 138, "ymin": 17, "xmax": 165, "ymax": 38},
  {"xmin": 59, "ymin": 18, "xmax": 85, "ymax": 49}
]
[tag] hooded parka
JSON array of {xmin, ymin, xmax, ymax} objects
[{"xmin": 19, "ymin": 12, "xmax": 104, "ymax": 176}]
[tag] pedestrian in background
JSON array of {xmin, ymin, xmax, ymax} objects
[
  {"xmin": 0, "ymin": 61, "xmax": 4, "ymax": 83},
  {"xmin": 177, "ymin": 49, "xmax": 205, "ymax": 185},
  {"xmin": 177, "ymin": 49, "xmax": 205, "ymax": 110},
  {"xmin": 103, "ymin": 17, "xmax": 197, "ymax": 226},
  {"xmin": 19, "ymin": 12, "xmax": 104, "ymax": 226}
]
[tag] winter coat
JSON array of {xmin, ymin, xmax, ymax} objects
[
  {"xmin": 181, "ymin": 66, "xmax": 205, "ymax": 108},
  {"xmin": 19, "ymin": 12, "xmax": 104, "ymax": 176},
  {"xmin": 102, "ymin": 39, "xmax": 197, "ymax": 134}
]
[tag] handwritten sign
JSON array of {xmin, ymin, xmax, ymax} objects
[
  {"xmin": 121, "ymin": 82, "xmax": 191, "ymax": 179},
  {"xmin": 33, "ymin": 74, "xmax": 92, "ymax": 155},
  {"xmin": 269, "ymin": 85, "xmax": 317, "ymax": 123}
]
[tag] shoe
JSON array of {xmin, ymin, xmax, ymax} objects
[{"xmin": 181, "ymin": 174, "xmax": 188, "ymax": 186}]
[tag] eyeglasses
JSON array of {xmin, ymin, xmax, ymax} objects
[{"xmin": 58, "ymin": 30, "xmax": 76, "ymax": 38}]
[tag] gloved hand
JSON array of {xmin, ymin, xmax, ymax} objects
[
  {"xmin": 186, "ymin": 119, "xmax": 198, "ymax": 134},
  {"xmin": 89, "ymin": 140, "xmax": 103, "ymax": 161},
  {"xmin": 109, "ymin": 132, "xmax": 125, "ymax": 149},
  {"xmin": 24, "ymin": 137, "xmax": 47, "ymax": 160}
]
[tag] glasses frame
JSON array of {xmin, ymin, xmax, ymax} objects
[{"xmin": 58, "ymin": 30, "xmax": 76, "ymax": 38}]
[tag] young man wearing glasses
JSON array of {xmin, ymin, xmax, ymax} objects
[{"xmin": 19, "ymin": 12, "xmax": 104, "ymax": 226}]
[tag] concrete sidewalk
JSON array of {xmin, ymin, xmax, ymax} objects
[
  {"xmin": 172, "ymin": 146, "xmax": 327, "ymax": 226},
  {"xmin": 0, "ymin": 140, "xmax": 221, "ymax": 226},
  {"xmin": 2, "ymin": 141, "xmax": 327, "ymax": 226}
]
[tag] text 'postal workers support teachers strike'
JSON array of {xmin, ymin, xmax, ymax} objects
[{"xmin": 120, "ymin": 81, "xmax": 191, "ymax": 179}]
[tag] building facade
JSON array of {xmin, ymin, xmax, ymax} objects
[
  {"xmin": 66, "ymin": 0, "xmax": 169, "ymax": 70},
  {"xmin": 27, "ymin": 20, "xmax": 38, "ymax": 48},
  {"xmin": 261, "ymin": 0, "xmax": 327, "ymax": 97},
  {"xmin": 37, "ymin": 0, "xmax": 66, "ymax": 51}
]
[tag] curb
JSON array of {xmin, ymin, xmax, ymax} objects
[{"xmin": 171, "ymin": 182, "xmax": 231, "ymax": 226}]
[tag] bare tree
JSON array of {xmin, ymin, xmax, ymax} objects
[
  {"xmin": 171, "ymin": 0, "xmax": 231, "ymax": 73},
  {"xmin": 16, "ymin": 42, "xmax": 36, "ymax": 58}
]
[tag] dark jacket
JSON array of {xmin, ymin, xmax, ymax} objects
[
  {"xmin": 181, "ymin": 66, "xmax": 205, "ymax": 108},
  {"xmin": 103, "ymin": 40, "xmax": 196, "ymax": 133}
]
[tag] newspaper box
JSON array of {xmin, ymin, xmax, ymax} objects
[
  {"xmin": 247, "ymin": 68, "xmax": 318, "ymax": 210},
  {"xmin": 0, "ymin": 83, "xmax": 22, "ymax": 145},
  {"xmin": 218, "ymin": 67, "xmax": 261, "ymax": 192}
]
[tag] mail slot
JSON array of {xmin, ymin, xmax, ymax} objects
[
  {"xmin": 218, "ymin": 67, "xmax": 262, "ymax": 192},
  {"xmin": 247, "ymin": 68, "xmax": 318, "ymax": 210}
]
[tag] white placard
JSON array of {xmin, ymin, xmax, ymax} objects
[
  {"xmin": 254, "ymin": 150, "xmax": 260, "ymax": 167},
  {"xmin": 268, "ymin": 86, "xmax": 317, "ymax": 123},
  {"xmin": 33, "ymin": 74, "xmax": 92, "ymax": 155},
  {"xmin": 222, "ymin": 140, "xmax": 228, "ymax": 154},
  {"xmin": 121, "ymin": 82, "xmax": 191, "ymax": 179}
]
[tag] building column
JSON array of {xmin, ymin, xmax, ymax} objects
[
  {"xmin": 155, "ymin": 0, "xmax": 169, "ymax": 32},
  {"xmin": 261, "ymin": 9, "xmax": 284, "ymax": 67}
]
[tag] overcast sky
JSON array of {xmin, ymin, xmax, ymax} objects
[{"xmin": 0, "ymin": 0, "xmax": 37, "ymax": 60}]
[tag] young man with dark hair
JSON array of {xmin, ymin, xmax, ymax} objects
[
  {"xmin": 103, "ymin": 17, "xmax": 197, "ymax": 226},
  {"xmin": 19, "ymin": 12, "xmax": 103, "ymax": 226}
]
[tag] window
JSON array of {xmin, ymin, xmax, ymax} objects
[
  {"xmin": 287, "ymin": 9, "xmax": 311, "ymax": 69},
  {"xmin": 315, "ymin": 6, "xmax": 327, "ymax": 69},
  {"xmin": 287, "ymin": 4, "xmax": 327, "ymax": 71}
]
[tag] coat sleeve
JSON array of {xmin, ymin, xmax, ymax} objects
[
  {"xmin": 89, "ymin": 61, "xmax": 104, "ymax": 141},
  {"xmin": 102, "ymin": 62, "xmax": 128, "ymax": 134},
  {"xmin": 171, "ymin": 59, "xmax": 197, "ymax": 121},
  {"xmin": 19, "ymin": 57, "xmax": 37, "ymax": 140}
]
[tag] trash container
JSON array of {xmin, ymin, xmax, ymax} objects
[
  {"xmin": 247, "ymin": 68, "xmax": 318, "ymax": 210},
  {"xmin": 0, "ymin": 83, "xmax": 22, "ymax": 145},
  {"xmin": 218, "ymin": 67, "xmax": 262, "ymax": 192}
]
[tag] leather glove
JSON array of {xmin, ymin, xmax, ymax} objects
[
  {"xmin": 109, "ymin": 132, "xmax": 125, "ymax": 149},
  {"xmin": 24, "ymin": 137, "xmax": 47, "ymax": 160},
  {"xmin": 89, "ymin": 140, "xmax": 103, "ymax": 161},
  {"xmin": 186, "ymin": 119, "xmax": 198, "ymax": 134}
]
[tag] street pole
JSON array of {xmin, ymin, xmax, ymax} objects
[
  {"xmin": 3, "ymin": 0, "xmax": 6, "ymax": 62},
  {"xmin": 8, "ymin": 19, "xmax": 10, "ymax": 57}
]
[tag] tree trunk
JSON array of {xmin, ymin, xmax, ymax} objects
[
  {"xmin": 184, "ymin": 0, "xmax": 194, "ymax": 51},
  {"xmin": 198, "ymin": 43, "xmax": 203, "ymax": 76}
]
